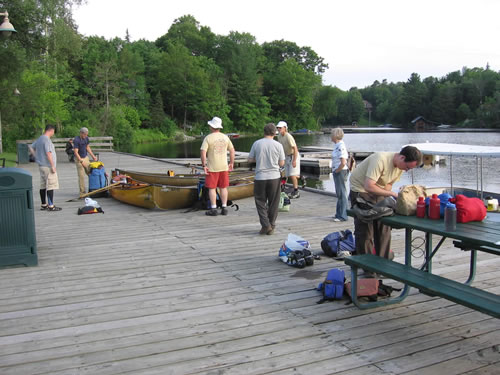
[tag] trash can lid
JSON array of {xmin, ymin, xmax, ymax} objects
[{"xmin": 0, "ymin": 167, "xmax": 33, "ymax": 189}]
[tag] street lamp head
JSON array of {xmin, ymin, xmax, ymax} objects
[{"xmin": 0, "ymin": 11, "xmax": 17, "ymax": 39}]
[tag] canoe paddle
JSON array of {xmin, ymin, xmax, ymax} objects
[{"xmin": 66, "ymin": 182, "xmax": 122, "ymax": 202}]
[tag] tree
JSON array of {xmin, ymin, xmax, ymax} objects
[
  {"xmin": 262, "ymin": 39, "xmax": 328, "ymax": 74},
  {"xmin": 264, "ymin": 59, "xmax": 321, "ymax": 129},
  {"xmin": 336, "ymin": 89, "xmax": 364, "ymax": 125},
  {"xmin": 155, "ymin": 15, "xmax": 216, "ymax": 57},
  {"xmin": 313, "ymin": 85, "xmax": 342, "ymax": 126},
  {"xmin": 214, "ymin": 32, "xmax": 270, "ymax": 132}
]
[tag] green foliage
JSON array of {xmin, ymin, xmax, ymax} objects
[
  {"xmin": 265, "ymin": 59, "xmax": 321, "ymax": 130},
  {"xmin": 132, "ymin": 128, "xmax": 169, "ymax": 144},
  {"xmin": 0, "ymin": 152, "xmax": 17, "ymax": 167},
  {"xmin": 2, "ymin": 4, "xmax": 499, "ymax": 155},
  {"xmin": 335, "ymin": 89, "xmax": 365, "ymax": 125}
]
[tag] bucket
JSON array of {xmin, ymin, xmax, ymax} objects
[{"xmin": 486, "ymin": 198, "xmax": 498, "ymax": 212}]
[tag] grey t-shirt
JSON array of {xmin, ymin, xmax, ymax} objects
[
  {"xmin": 31, "ymin": 135, "xmax": 57, "ymax": 168},
  {"xmin": 249, "ymin": 138, "xmax": 285, "ymax": 180}
]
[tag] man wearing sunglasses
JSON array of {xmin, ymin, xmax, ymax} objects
[{"xmin": 349, "ymin": 146, "xmax": 423, "ymax": 265}]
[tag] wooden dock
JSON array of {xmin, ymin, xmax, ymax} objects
[{"xmin": 1, "ymin": 151, "xmax": 499, "ymax": 374}]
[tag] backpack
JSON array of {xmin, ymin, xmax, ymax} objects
[
  {"xmin": 316, "ymin": 269, "xmax": 345, "ymax": 304},
  {"xmin": 345, "ymin": 279, "xmax": 401, "ymax": 303},
  {"xmin": 321, "ymin": 230, "xmax": 355, "ymax": 257},
  {"xmin": 186, "ymin": 179, "xmax": 239, "ymax": 212},
  {"xmin": 279, "ymin": 191, "xmax": 291, "ymax": 212},
  {"xmin": 77, "ymin": 206, "xmax": 104, "ymax": 215}
]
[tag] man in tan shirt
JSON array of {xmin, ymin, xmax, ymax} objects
[
  {"xmin": 200, "ymin": 116, "xmax": 235, "ymax": 216},
  {"xmin": 349, "ymin": 146, "xmax": 422, "ymax": 264},
  {"xmin": 277, "ymin": 121, "xmax": 301, "ymax": 199}
]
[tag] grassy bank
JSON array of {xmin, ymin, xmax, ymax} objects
[{"xmin": 0, "ymin": 152, "xmax": 17, "ymax": 167}]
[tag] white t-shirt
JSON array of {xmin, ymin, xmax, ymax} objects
[{"xmin": 331, "ymin": 140, "xmax": 348, "ymax": 170}]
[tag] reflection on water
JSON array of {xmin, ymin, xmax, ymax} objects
[{"xmin": 129, "ymin": 131, "xmax": 500, "ymax": 194}]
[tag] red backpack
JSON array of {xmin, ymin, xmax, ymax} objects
[{"xmin": 449, "ymin": 194, "xmax": 486, "ymax": 223}]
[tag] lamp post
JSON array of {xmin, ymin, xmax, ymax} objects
[{"xmin": 0, "ymin": 10, "xmax": 17, "ymax": 154}]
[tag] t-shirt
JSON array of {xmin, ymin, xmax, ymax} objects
[
  {"xmin": 277, "ymin": 132, "xmax": 297, "ymax": 156},
  {"xmin": 73, "ymin": 135, "xmax": 89, "ymax": 158},
  {"xmin": 331, "ymin": 140, "xmax": 348, "ymax": 170},
  {"xmin": 248, "ymin": 138, "xmax": 285, "ymax": 180},
  {"xmin": 200, "ymin": 132, "xmax": 234, "ymax": 172},
  {"xmin": 350, "ymin": 152, "xmax": 402, "ymax": 193},
  {"xmin": 31, "ymin": 135, "xmax": 57, "ymax": 168}
]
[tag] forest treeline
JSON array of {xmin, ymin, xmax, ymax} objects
[{"xmin": 1, "ymin": 0, "xmax": 499, "ymax": 151}]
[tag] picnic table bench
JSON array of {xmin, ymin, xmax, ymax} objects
[{"xmin": 345, "ymin": 210, "xmax": 500, "ymax": 318}]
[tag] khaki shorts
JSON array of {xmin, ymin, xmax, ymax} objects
[
  {"xmin": 284, "ymin": 154, "xmax": 300, "ymax": 177},
  {"xmin": 39, "ymin": 166, "xmax": 59, "ymax": 190}
]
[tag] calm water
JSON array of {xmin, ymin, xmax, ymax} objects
[{"xmin": 129, "ymin": 131, "xmax": 500, "ymax": 194}]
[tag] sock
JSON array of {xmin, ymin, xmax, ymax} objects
[
  {"xmin": 222, "ymin": 204, "xmax": 227, "ymax": 208},
  {"xmin": 40, "ymin": 189, "xmax": 47, "ymax": 205},
  {"xmin": 211, "ymin": 205, "xmax": 217, "ymax": 209},
  {"xmin": 47, "ymin": 190, "xmax": 54, "ymax": 206}
]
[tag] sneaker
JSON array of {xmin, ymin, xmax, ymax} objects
[
  {"xmin": 288, "ymin": 191, "xmax": 300, "ymax": 199},
  {"xmin": 221, "ymin": 207, "xmax": 228, "ymax": 216},
  {"xmin": 47, "ymin": 206, "xmax": 62, "ymax": 211},
  {"xmin": 335, "ymin": 250, "xmax": 352, "ymax": 260},
  {"xmin": 40, "ymin": 205, "xmax": 48, "ymax": 211},
  {"xmin": 332, "ymin": 218, "xmax": 341, "ymax": 222},
  {"xmin": 205, "ymin": 209, "xmax": 218, "ymax": 216}
]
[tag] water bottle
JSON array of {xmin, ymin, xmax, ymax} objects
[
  {"xmin": 429, "ymin": 194, "xmax": 441, "ymax": 220},
  {"xmin": 444, "ymin": 202, "xmax": 457, "ymax": 231},
  {"xmin": 416, "ymin": 196, "xmax": 426, "ymax": 218}
]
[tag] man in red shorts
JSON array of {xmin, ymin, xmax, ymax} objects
[{"xmin": 200, "ymin": 116, "xmax": 235, "ymax": 216}]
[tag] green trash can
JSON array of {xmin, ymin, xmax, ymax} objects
[
  {"xmin": 0, "ymin": 168, "xmax": 38, "ymax": 267},
  {"xmin": 17, "ymin": 142, "xmax": 30, "ymax": 164}
]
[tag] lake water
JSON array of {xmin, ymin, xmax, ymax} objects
[{"xmin": 129, "ymin": 130, "xmax": 500, "ymax": 194}]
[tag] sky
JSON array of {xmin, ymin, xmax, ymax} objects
[{"xmin": 72, "ymin": 0, "xmax": 500, "ymax": 91}]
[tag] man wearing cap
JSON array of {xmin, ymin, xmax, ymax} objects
[
  {"xmin": 276, "ymin": 121, "xmax": 301, "ymax": 199},
  {"xmin": 200, "ymin": 116, "xmax": 235, "ymax": 216},
  {"xmin": 248, "ymin": 123, "xmax": 286, "ymax": 235},
  {"xmin": 73, "ymin": 127, "xmax": 97, "ymax": 196}
]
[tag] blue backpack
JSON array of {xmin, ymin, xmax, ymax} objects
[
  {"xmin": 320, "ymin": 230, "xmax": 355, "ymax": 257},
  {"xmin": 317, "ymin": 268, "xmax": 345, "ymax": 304}
]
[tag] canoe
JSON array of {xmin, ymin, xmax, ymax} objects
[
  {"xmin": 153, "ymin": 185, "xmax": 198, "ymax": 210},
  {"xmin": 115, "ymin": 169, "xmax": 254, "ymax": 186},
  {"xmin": 110, "ymin": 181, "xmax": 156, "ymax": 209},
  {"xmin": 110, "ymin": 176, "xmax": 254, "ymax": 210}
]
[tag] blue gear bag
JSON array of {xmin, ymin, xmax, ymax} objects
[{"xmin": 317, "ymin": 268, "xmax": 345, "ymax": 303}]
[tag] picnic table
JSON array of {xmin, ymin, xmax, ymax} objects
[{"xmin": 344, "ymin": 211, "xmax": 500, "ymax": 318}]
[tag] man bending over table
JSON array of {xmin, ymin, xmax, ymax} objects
[{"xmin": 349, "ymin": 146, "xmax": 422, "ymax": 262}]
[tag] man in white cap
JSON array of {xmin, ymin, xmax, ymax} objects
[
  {"xmin": 73, "ymin": 127, "xmax": 98, "ymax": 196},
  {"xmin": 276, "ymin": 121, "xmax": 301, "ymax": 198},
  {"xmin": 200, "ymin": 116, "xmax": 235, "ymax": 216}
]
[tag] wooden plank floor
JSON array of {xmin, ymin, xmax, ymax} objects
[{"xmin": 1, "ymin": 152, "xmax": 499, "ymax": 375}]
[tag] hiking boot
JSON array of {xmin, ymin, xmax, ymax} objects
[
  {"xmin": 289, "ymin": 191, "xmax": 300, "ymax": 199},
  {"xmin": 205, "ymin": 209, "xmax": 218, "ymax": 216},
  {"xmin": 260, "ymin": 226, "xmax": 272, "ymax": 235},
  {"xmin": 221, "ymin": 207, "xmax": 228, "ymax": 216}
]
